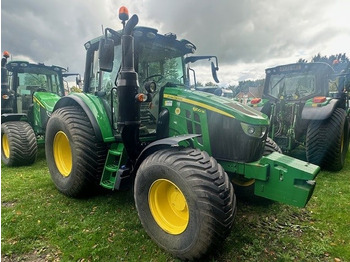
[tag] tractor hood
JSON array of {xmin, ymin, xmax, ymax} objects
[
  {"xmin": 33, "ymin": 92, "xmax": 61, "ymax": 112},
  {"xmin": 162, "ymin": 87, "xmax": 269, "ymax": 162},
  {"xmin": 164, "ymin": 87, "xmax": 269, "ymax": 125}
]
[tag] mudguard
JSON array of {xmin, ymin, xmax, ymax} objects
[
  {"xmin": 1, "ymin": 113, "xmax": 27, "ymax": 123},
  {"xmin": 135, "ymin": 134, "xmax": 201, "ymax": 171},
  {"xmin": 301, "ymin": 98, "xmax": 339, "ymax": 120},
  {"xmin": 53, "ymin": 93, "xmax": 114, "ymax": 142}
]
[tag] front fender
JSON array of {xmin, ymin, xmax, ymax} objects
[
  {"xmin": 134, "ymin": 134, "xmax": 201, "ymax": 172},
  {"xmin": 53, "ymin": 93, "xmax": 114, "ymax": 142},
  {"xmin": 301, "ymin": 98, "xmax": 339, "ymax": 120}
]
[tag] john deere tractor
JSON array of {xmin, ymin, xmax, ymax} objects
[
  {"xmin": 1, "ymin": 52, "xmax": 73, "ymax": 166},
  {"xmin": 247, "ymin": 62, "xmax": 350, "ymax": 171},
  {"xmin": 44, "ymin": 8, "xmax": 320, "ymax": 260}
]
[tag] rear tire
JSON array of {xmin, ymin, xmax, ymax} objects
[
  {"xmin": 306, "ymin": 108, "xmax": 349, "ymax": 171},
  {"xmin": 1, "ymin": 121, "xmax": 37, "ymax": 166},
  {"xmin": 134, "ymin": 147, "xmax": 235, "ymax": 260},
  {"xmin": 45, "ymin": 106, "xmax": 107, "ymax": 197},
  {"xmin": 231, "ymin": 137, "xmax": 282, "ymax": 199}
]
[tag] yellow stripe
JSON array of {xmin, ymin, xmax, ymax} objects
[
  {"xmin": 164, "ymin": 94, "xmax": 234, "ymax": 118},
  {"xmin": 33, "ymin": 96, "xmax": 45, "ymax": 108}
]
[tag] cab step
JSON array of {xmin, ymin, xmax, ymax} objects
[{"xmin": 100, "ymin": 144, "xmax": 130, "ymax": 190}]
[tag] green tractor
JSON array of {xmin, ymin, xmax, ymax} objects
[
  {"xmin": 44, "ymin": 8, "xmax": 320, "ymax": 260},
  {"xmin": 1, "ymin": 52, "xmax": 75, "ymax": 166},
  {"xmin": 247, "ymin": 62, "xmax": 350, "ymax": 171}
]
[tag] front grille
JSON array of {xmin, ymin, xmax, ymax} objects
[{"xmin": 207, "ymin": 111, "xmax": 265, "ymax": 162}]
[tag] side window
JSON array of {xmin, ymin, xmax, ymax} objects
[
  {"xmin": 89, "ymin": 50, "xmax": 100, "ymax": 92},
  {"xmin": 49, "ymin": 74, "xmax": 60, "ymax": 94},
  {"xmin": 101, "ymin": 45, "xmax": 122, "ymax": 92}
]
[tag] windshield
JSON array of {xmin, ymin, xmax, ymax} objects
[
  {"xmin": 267, "ymin": 72, "xmax": 316, "ymax": 100},
  {"xmin": 15, "ymin": 69, "xmax": 62, "ymax": 96},
  {"xmin": 90, "ymin": 47, "xmax": 185, "ymax": 94},
  {"xmin": 138, "ymin": 56, "xmax": 184, "ymax": 87}
]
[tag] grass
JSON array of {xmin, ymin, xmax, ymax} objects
[{"xmin": 1, "ymin": 146, "xmax": 350, "ymax": 261}]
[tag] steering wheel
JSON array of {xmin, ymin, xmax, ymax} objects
[
  {"xmin": 143, "ymin": 74, "xmax": 164, "ymax": 83},
  {"xmin": 36, "ymin": 88, "xmax": 47, "ymax": 92}
]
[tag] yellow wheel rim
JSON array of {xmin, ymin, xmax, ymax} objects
[
  {"xmin": 2, "ymin": 134, "xmax": 10, "ymax": 159},
  {"xmin": 53, "ymin": 131, "xmax": 72, "ymax": 177},
  {"xmin": 231, "ymin": 175, "xmax": 255, "ymax": 187},
  {"xmin": 149, "ymin": 179, "xmax": 189, "ymax": 235},
  {"xmin": 340, "ymin": 131, "xmax": 344, "ymax": 154}
]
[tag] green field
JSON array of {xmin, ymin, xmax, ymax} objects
[{"xmin": 1, "ymin": 146, "xmax": 350, "ymax": 261}]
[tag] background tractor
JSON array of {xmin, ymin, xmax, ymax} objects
[
  {"xmin": 1, "ymin": 52, "xmax": 77, "ymax": 166},
  {"xmin": 247, "ymin": 62, "xmax": 350, "ymax": 171},
  {"xmin": 44, "ymin": 8, "xmax": 320, "ymax": 260}
]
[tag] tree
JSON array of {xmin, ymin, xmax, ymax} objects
[{"xmin": 298, "ymin": 53, "xmax": 349, "ymax": 73}]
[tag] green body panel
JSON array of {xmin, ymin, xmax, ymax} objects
[
  {"xmin": 67, "ymin": 93, "xmax": 115, "ymax": 142},
  {"xmin": 33, "ymin": 92, "xmax": 61, "ymax": 112},
  {"xmin": 31, "ymin": 92, "xmax": 61, "ymax": 134},
  {"xmin": 220, "ymin": 152, "xmax": 319, "ymax": 207},
  {"xmin": 164, "ymin": 87, "xmax": 269, "ymax": 125}
]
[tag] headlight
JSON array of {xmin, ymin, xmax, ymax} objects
[
  {"xmin": 144, "ymin": 81, "xmax": 157, "ymax": 93},
  {"xmin": 240, "ymin": 122, "xmax": 267, "ymax": 138}
]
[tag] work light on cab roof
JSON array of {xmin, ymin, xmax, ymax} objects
[
  {"xmin": 3, "ymin": 51, "xmax": 10, "ymax": 58},
  {"xmin": 119, "ymin": 6, "xmax": 129, "ymax": 23}
]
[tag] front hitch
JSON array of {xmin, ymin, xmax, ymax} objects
[{"xmin": 246, "ymin": 152, "xmax": 319, "ymax": 207}]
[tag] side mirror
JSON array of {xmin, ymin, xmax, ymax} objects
[
  {"xmin": 76, "ymin": 74, "xmax": 82, "ymax": 86},
  {"xmin": 99, "ymin": 38, "xmax": 114, "ymax": 72},
  {"xmin": 211, "ymin": 61, "xmax": 219, "ymax": 83}
]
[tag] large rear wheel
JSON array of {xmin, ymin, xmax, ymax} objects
[
  {"xmin": 134, "ymin": 147, "xmax": 236, "ymax": 260},
  {"xmin": 306, "ymin": 108, "xmax": 349, "ymax": 171},
  {"xmin": 45, "ymin": 106, "xmax": 107, "ymax": 197},
  {"xmin": 231, "ymin": 137, "xmax": 282, "ymax": 199},
  {"xmin": 1, "ymin": 121, "xmax": 37, "ymax": 166}
]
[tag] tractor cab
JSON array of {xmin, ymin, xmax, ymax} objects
[
  {"xmin": 1, "ymin": 59, "xmax": 67, "ymax": 135},
  {"xmin": 264, "ymin": 63, "xmax": 335, "ymax": 102},
  {"xmin": 82, "ymin": 25, "xmax": 219, "ymax": 138}
]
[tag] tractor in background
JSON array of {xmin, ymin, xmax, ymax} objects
[
  {"xmin": 1, "ymin": 51, "xmax": 77, "ymax": 166},
  {"xmin": 44, "ymin": 8, "xmax": 320, "ymax": 260},
  {"xmin": 247, "ymin": 62, "xmax": 350, "ymax": 171}
]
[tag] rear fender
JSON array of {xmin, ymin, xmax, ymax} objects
[
  {"xmin": 53, "ymin": 94, "xmax": 114, "ymax": 142},
  {"xmin": 1, "ymin": 113, "xmax": 27, "ymax": 123},
  {"xmin": 301, "ymin": 98, "xmax": 339, "ymax": 120}
]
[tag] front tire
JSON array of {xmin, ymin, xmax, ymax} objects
[
  {"xmin": 134, "ymin": 147, "xmax": 236, "ymax": 260},
  {"xmin": 306, "ymin": 108, "xmax": 349, "ymax": 171},
  {"xmin": 45, "ymin": 106, "xmax": 107, "ymax": 197},
  {"xmin": 1, "ymin": 121, "xmax": 37, "ymax": 166}
]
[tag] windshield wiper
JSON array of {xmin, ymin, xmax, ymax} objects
[{"xmin": 271, "ymin": 75, "xmax": 286, "ymax": 90}]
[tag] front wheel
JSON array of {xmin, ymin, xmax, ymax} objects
[
  {"xmin": 134, "ymin": 147, "xmax": 236, "ymax": 260},
  {"xmin": 1, "ymin": 121, "xmax": 37, "ymax": 166}
]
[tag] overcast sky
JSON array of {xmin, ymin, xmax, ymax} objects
[{"xmin": 1, "ymin": 0, "xmax": 350, "ymax": 86}]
